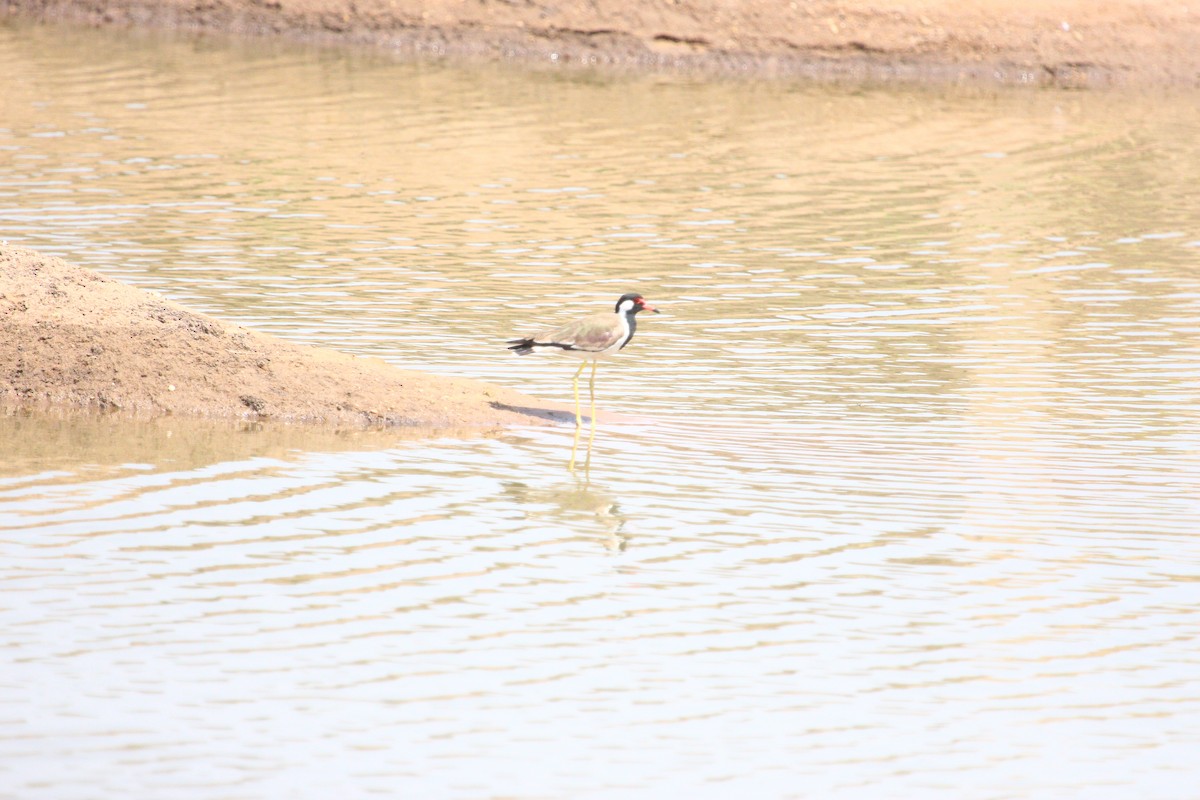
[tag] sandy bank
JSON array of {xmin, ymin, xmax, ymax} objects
[
  {"xmin": 4, "ymin": 0, "xmax": 1199, "ymax": 87},
  {"xmin": 0, "ymin": 245, "xmax": 565, "ymax": 428}
]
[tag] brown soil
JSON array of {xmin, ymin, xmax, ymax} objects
[
  {"xmin": 1, "ymin": 245, "xmax": 567, "ymax": 428},
  {"xmin": 4, "ymin": 0, "xmax": 1199, "ymax": 88}
]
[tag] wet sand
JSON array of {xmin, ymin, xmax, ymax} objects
[
  {"xmin": 4, "ymin": 0, "xmax": 1199, "ymax": 88},
  {"xmin": 1, "ymin": 245, "xmax": 568, "ymax": 428}
]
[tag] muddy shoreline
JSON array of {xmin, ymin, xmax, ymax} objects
[
  {"xmin": 1, "ymin": 245, "xmax": 568, "ymax": 428},
  {"xmin": 4, "ymin": 0, "xmax": 1199, "ymax": 88}
]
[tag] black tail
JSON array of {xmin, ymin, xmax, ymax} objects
[{"xmin": 507, "ymin": 338, "xmax": 535, "ymax": 355}]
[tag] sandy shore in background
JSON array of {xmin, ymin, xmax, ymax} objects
[
  {"xmin": 1, "ymin": 245, "xmax": 567, "ymax": 428},
  {"xmin": 4, "ymin": 0, "xmax": 1199, "ymax": 87}
]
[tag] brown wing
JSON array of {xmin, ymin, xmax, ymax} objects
[{"xmin": 531, "ymin": 311, "xmax": 623, "ymax": 352}]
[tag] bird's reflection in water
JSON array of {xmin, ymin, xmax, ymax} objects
[
  {"xmin": 567, "ymin": 476, "xmax": 629, "ymax": 552},
  {"xmin": 502, "ymin": 472, "xmax": 629, "ymax": 552},
  {"xmin": 567, "ymin": 415, "xmax": 596, "ymax": 474}
]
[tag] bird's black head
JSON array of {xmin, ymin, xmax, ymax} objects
[{"xmin": 615, "ymin": 293, "xmax": 660, "ymax": 315}]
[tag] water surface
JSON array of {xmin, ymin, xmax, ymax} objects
[{"xmin": 2, "ymin": 20, "xmax": 1199, "ymax": 799}]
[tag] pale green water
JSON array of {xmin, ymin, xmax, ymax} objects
[{"xmin": 2, "ymin": 20, "xmax": 1199, "ymax": 799}]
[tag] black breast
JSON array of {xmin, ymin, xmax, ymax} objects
[{"xmin": 619, "ymin": 312, "xmax": 637, "ymax": 350}]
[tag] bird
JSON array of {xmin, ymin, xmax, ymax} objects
[{"xmin": 507, "ymin": 293, "xmax": 660, "ymax": 430}]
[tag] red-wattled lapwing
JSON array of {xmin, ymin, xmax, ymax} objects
[{"xmin": 507, "ymin": 293, "xmax": 660, "ymax": 428}]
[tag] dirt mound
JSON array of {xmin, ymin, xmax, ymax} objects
[{"xmin": 0, "ymin": 245, "xmax": 564, "ymax": 428}]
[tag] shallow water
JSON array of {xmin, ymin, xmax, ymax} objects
[{"xmin": 2, "ymin": 20, "xmax": 1199, "ymax": 799}]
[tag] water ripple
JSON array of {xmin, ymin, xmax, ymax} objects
[{"xmin": 3, "ymin": 19, "xmax": 1200, "ymax": 800}]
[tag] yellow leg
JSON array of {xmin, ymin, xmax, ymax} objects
[
  {"xmin": 568, "ymin": 421, "xmax": 582, "ymax": 472},
  {"xmin": 571, "ymin": 360, "xmax": 587, "ymax": 428},
  {"xmin": 587, "ymin": 361, "xmax": 598, "ymax": 451},
  {"xmin": 589, "ymin": 361, "xmax": 598, "ymax": 426},
  {"xmin": 568, "ymin": 361, "xmax": 587, "ymax": 472}
]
